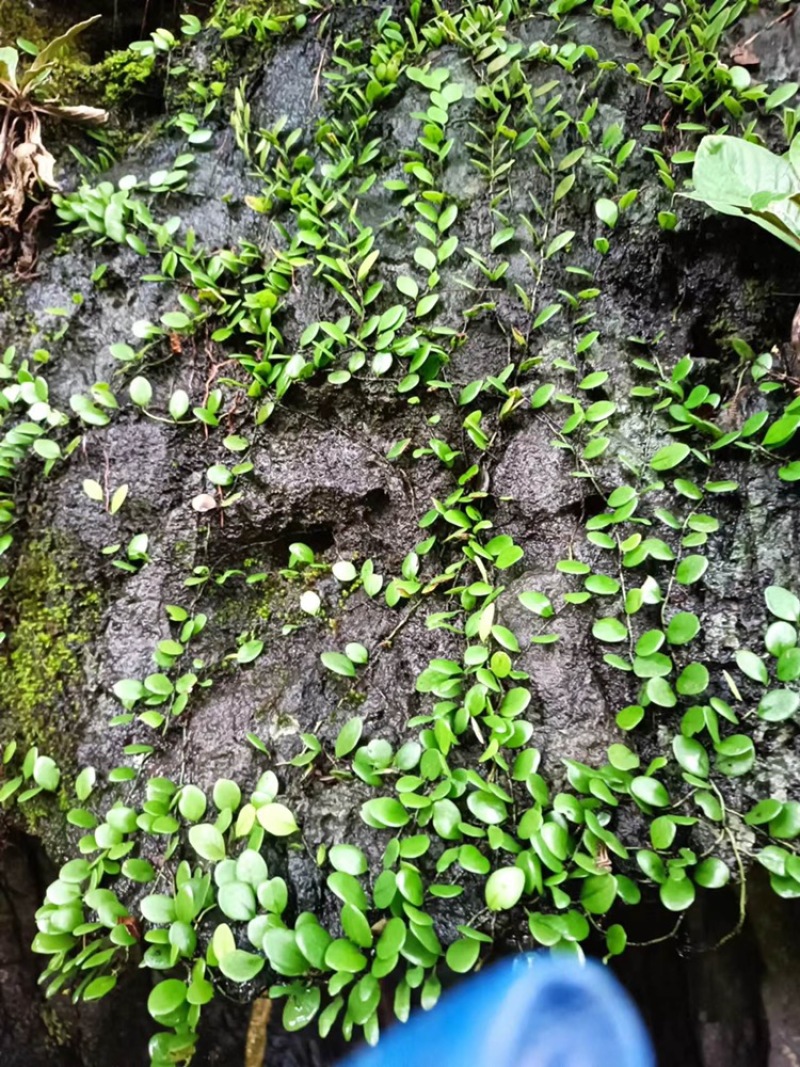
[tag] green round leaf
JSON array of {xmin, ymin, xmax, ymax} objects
[
  {"xmin": 745, "ymin": 798, "xmax": 784, "ymax": 826},
  {"xmin": 458, "ymin": 844, "xmax": 490, "ymax": 875},
  {"xmin": 112, "ymin": 677, "xmax": 144, "ymax": 706},
  {"xmin": 329, "ymin": 844, "xmax": 368, "ymax": 876},
  {"xmin": 147, "ymin": 979, "xmax": 187, "ymax": 1019},
  {"xmin": 219, "ymin": 948, "xmax": 265, "ymax": 983},
  {"xmin": 645, "ymin": 676, "xmax": 676, "ymax": 708},
  {"xmin": 257, "ymin": 803, "xmax": 299, "ymax": 836},
  {"xmin": 348, "ymin": 974, "xmax": 381, "ymax": 1026},
  {"xmin": 592, "ymin": 617, "xmax": 628, "ymax": 643},
  {"xmin": 397, "ymin": 275, "xmax": 419, "ymax": 300},
  {"xmin": 169, "ymin": 921, "xmax": 197, "ymax": 956},
  {"xmin": 122, "ymin": 858, "xmax": 156, "ymax": 883},
  {"xmin": 332, "ymin": 560, "xmax": 357, "ymax": 583},
  {"xmin": 129, "ymin": 376, "xmax": 153, "ymax": 408},
  {"xmin": 262, "ymin": 928, "xmax": 308, "ymax": 976},
  {"xmin": 616, "ymin": 704, "xmax": 644, "ymax": 730},
  {"xmin": 585, "ymin": 400, "xmax": 616, "ymax": 422},
  {"xmin": 531, "ymin": 383, "xmax": 555, "ymax": 409},
  {"xmin": 335, "ymin": 717, "xmax": 363, "ymax": 758},
  {"xmin": 397, "ymin": 866, "xmax": 424, "ymax": 906},
  {"xmin": 630, "ymin": 776, "xmax": 670, "ymax": 807},
  {"xmin": 341, "ymin": 904, "xmax": 373, "ymax": 948},
  {"xmin": 714, "ymin": 734, "xmax": 756, "ymax": 777},
  {"xmin": 633, "ymin": 652, "xmax": 673, "ymax": 679},
  {"xmin": 283, "ymin": 987, "xmax": 321, "ymax": 1032},
  {"xmin": 236, "ymin": 640, "xmax": 263, "ymax": 664},
  {"xmin": 188, "ymin": 824, "xmax": 225, "ymax": 863},
  {"xmin": 212, "ymin": 922, "xmax": 236, "ymax": 961},
  {"xmin": 675, "ymin": 554, "xmax": 708, "ymax": 586},
  {"xmin": 579, "ymin": 371, "xmax": 609, "ymax": 390},
  {"xmin": 207, "ymin": 464, "xmax": 233, "ymax": 487},
  {"xmin": 169, "ymin": 389, "xmax": 190, "ymax": 420},
  {"xmin": 659, "ymin": 874, "xmax": 695, "ymax": 911},
  {"xmin": 758, "ymin": 688, "xmax": 800, "ymax": 722},
  {"xmin": 693, "ymin": 857, "xmax": 730, "ymax": 889},
  {"xmin": 295, "ymin": 921, "xmax": 332, "ymax": 970},
  {"xmin": 432, "ymin": 798, "xmax": 462, "ymax": 840},
  {"xmin": 529, "ymin": 914, "xmax": 562, "ymax": 947},
  {"xmin": 666, "ymin": 612, "xmax": 700, "ymax": 646},
  {"xmin": 215, "ymin": 859, "xmax": 238, "ymax": 888},
  {"xmin": 770, "ymin": 801, "xmax": 800, "ymax": 840},
  {"xmin": 485, "ymin": 866, "xmax": 525, "ymax": 911},
  {"xmin": 321, "ymin": 651, "xmax": 356, "ymax": 678},
  {"xmin": 161, "ymin": 311, "xmax": 191, "ymax": 330},
  {"xmin": 178, "ymin": 784, "xmax": 207, "ymax": 823},
  {"xmin": 581, "ymin": 873, "xmax": 618, "ymax": 914},
  {"xmin": 557, "ymin": 559, "xmax": 591, "ymax": 576},
  {"xmin": 140, "ymin": 894, "xmax": 176, "ymax": 924},
  {"xmin": 467, "ymin": 790, "xmax": 508, "ymax": 825},
  {"xmin": 676, "ymin": 663, "xmax": 709, "ymax": 696},
  {"xmin": 75, "ymin": 766, "xmax": 96, "ymax": 802},
  {"xmin": 213, "ymin": 779, "xmax": 242, "ymax": 812},
  {"xmin": 518, "ymin": 591, "xmax": 554, "ymax": 617},
  {"xmin": 327, "ymin": 871, "xmax": 369, "ymax": 910},
  {"xmin": 777, "ymin": 647, "xmax": 800, "ymax": 682},
  {"xmin": 735, "ymin": 649, "xmax": 768, "ymax": 685},
  {"xmin": 672, "ymin": 735, "xmax": 709, "ymax": 778},
  {"xmin": 595, "ymin": 197, "xmax": 619, "ymax": 229},
  {"xmin": 445, "ymin": 937, "xmax": 481, "ymax": 973},
  {"xmin": 607, "ymin": 744, "xmax": 640, "ymax": 772},
  {"xmin": 361, "ymin": 797, "xmax": 410, "ymax": 829},
  {"xmin": 765, "ymin": 622, "xmax": 797, "ymax": 657},
  {"xmin": 650, "ymin": 816, "xmax": 676, "ymax": 851},
  {"xmin": 325, "ymin": 937, "xmax": 367, "ymax": 973},
  {"xmin": 258, "ymin": 876, "xmax": 288, "ymax": 915},
  {"xmin": 765, "ymin": 585, "xmax": 800, "ymax": 622},
  {"xmin": 33, "ymin": 755, "xmax": 60, "ymax": 792},
  {"xmin": 584, "ymin": 574, "xmax": 620, "ymax": 596},
  {"xmin": 60, "ymin": 858, "xmax": 91, "ymax": 884},
  {"xmin": 218, "ymin": 882, "xmax": 256, "ymax": 921},
  {"xmin": 650, "ymin": 443, "xmax": 690, "ymax": 471},
  {"xmin": 637, "ymin": 850, "xmax": 666, "ymax": 883},
  {"xmin": 84, "ymin": 975, "xmax": 118, "ymax": 1001},
  {"xmin": 375, "ymin": 917, "xmax": 406, "ymax": 962},
  {"xmin": 605, "ymin": 924, "xmax": 627, "ymax": 956},
  {"xmin": 635, "ymin": 629, "xmax": 665, "ymax": 657}
]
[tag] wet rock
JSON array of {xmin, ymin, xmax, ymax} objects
[
  {"xmin": 4, "ymin": 3, "xmax": 800, "ymax": 1066},
  {"xmin": 498, "ymin": 570, "xmax": 621, "ymax": 770}
]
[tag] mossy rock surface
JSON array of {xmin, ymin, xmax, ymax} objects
[{"xmin": 2, "ymin": 2, "xmax": 800, "ymax": 1065}]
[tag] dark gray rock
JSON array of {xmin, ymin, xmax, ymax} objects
[{"xmin": 3, "ymin": 3, "xmax": 800, "ymax": 1066}]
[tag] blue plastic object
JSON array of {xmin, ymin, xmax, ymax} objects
[{"xmin": 343, "ymin": 954, "xmax": 655, "ymax": 1067}]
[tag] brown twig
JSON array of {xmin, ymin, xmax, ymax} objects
[{"xmin": 736, "ymin": 5, "xmax": 793, "ymax": 52}]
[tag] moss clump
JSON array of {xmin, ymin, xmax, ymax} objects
[
  {"xmin": 40, "ymin": 1004, "xmax": 72, "ymax": 1050},
  {"xmin": 211, "ymin": 570, "xmax": 286, "ymax": 629},
  {"xmin": 211, "ymin": 0, "xmax": 303, "ymax": 27},
  {"xmin": 94, "ymin": 50, "xmax": 157, "ymax": 109},
  {"xmin": 49, "ymin": 47, "xmax": 157, "ymax": 114},
  {"xmin": 0, "ymin": 273, "xmax": 38, "ymax": 335},
  {"xmin": 2, "ymin": 535, "xmax": 102, "ymax": 768}
]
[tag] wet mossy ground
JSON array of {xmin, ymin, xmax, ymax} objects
[{"xmin": 2, "ymin": 534, "xmax": 102, "ymax": 766}]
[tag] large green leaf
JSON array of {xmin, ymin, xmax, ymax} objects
[
  {"xmin": 0, "ymin": 47, "xmax": 19, "ymax": 90},
  {"xmin": 26, "ymin": 16, "xmax": 102, "ymax": 83},
  {"xmin": 686, "ymin": 134, "xmax": 800, "ymax": 254}
]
